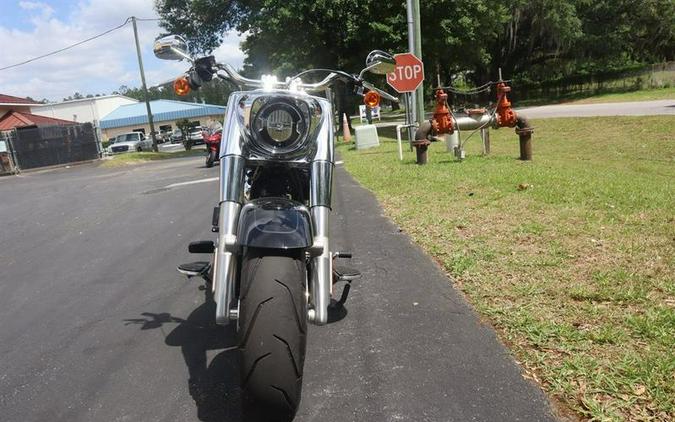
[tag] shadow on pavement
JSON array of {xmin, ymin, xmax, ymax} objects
[
  {"xmin": 123, "ymin": 292, "xmax": 351, "ymax": 421},
  {"xmin": 124, "ymin": 296, "xmax": 242, "ymax": 422}
]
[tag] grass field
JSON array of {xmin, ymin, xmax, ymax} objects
[
  {"xmin": 338, "ymin": 116, "xmax": 674, "ymax": 421},
  {"xmin": 100, "ymin": 149, "xmax": 204, "ymax": 167}
]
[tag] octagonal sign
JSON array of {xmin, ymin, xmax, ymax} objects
[{"xmin": 386, "ymin": 53, "xmax": 424, "ymax": 93}]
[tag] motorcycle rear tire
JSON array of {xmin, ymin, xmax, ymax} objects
[
  {"xmin": 238, "ymin": 248, "xmax": 307, "ymax": 422},
  {"xmin": 205, "ymin": 150, "xmax": 216, "ymax": 168}
]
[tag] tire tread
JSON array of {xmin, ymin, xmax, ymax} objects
[{"xmin": 237, "ymin": 248, "xmax": 307, "ymax": 421}]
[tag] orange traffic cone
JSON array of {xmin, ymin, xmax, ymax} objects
[{"xmin": 342, "ymin": 113, "xmax": 352, "ymax": 142}]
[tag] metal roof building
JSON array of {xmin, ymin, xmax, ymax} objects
[
  {"xmin": 31, "ymin": 95, "xmax": 138, "ymax": 126},
  {"xmin": 100, "ymin": 100, "xmax": 226, "ymax": 129},
  {"xmin": 0, "ymin": 111, "xmax": 76, "ymax": 131},
  {"xmin": 0, "ymin": 94, "xmax": 41, "ymax": 119}
]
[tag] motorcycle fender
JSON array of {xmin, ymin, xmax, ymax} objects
[{"xmin": 238, "ymin": 198, "xmax": 313, "ymax": 249}]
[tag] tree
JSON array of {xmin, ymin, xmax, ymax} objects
[
  {"xmin": 175, "ymin": 118, "xmax": 193, "ymax": 150},
  {"xmin": 117, "ymin": 78, "xmax": 233, "ymax": 105},
  {"xmin": 157, "ymin": 0, "xmax": 404, "ymax": 77},
  {"xmin": 154, "ymin": 0, "xmax": 675, "ymax": 96}
]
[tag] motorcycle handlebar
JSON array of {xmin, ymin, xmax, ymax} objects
[
  {"xmin": 212, "ymin": 62, "xmax": 399, "ymax": 102},
  {"xmin": 216, "ymin": 63, "xmax": 340, "ymax": 93},
  {"xmin": 216, "ymin": 63, "xmax": 269, "ymax": 88}
]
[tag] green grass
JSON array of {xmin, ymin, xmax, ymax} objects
[
  {"xmin": 100, "ymin": 150, "xmax": 204, "ymax": 167},
  {"xmin": 338, "ymin": 116, "xmax": 675, "ymax": 421}
]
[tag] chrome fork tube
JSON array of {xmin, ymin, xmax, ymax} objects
[
  {"xmin": 308, "ymin": 160, "xmax": 333, "ymax": 325},
  {"xmin": 214, "ymin": 155, "xmax": 245, "ymax": 325},
  {"xmin": 309, "ymin": 206, "xmax": 331, "ymax": 325},
  {"xmin": 214, "ymin": 200, "xmax": 241, "ymax": 324}
]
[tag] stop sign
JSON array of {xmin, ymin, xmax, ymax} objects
[{"xmin": 386, "ymin": 53, "xmax": 424, "ymax": 93}]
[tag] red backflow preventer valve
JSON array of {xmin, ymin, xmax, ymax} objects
[
  {"xmin": 495, "ymin": 82, "xmax": 517, "ymax": 128},
  {"xmin": 431, "ymin": 89, "xmax": 453, "ymax": 134}
]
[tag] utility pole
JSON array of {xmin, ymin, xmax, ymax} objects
[
  {"xmin": 406, "ymin": 0, "xmax": 416, "ymax": 126},
  {"xmin": 131, "ymin": 16, "xmax": 158, "ymax": 152},
  {"xmin": 411, "ymin": 0, "xmax": 424, "ymax": 126}
]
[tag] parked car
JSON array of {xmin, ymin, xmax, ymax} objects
[
  {"xmin": 106, "ymin": 135, "xmax": 117, "ymax": 152},
  {"xmin": 187, "ymin": 126, "xmax": 204, "ymax": 145},
  {"xmin": 157, "ymin": 129, "xmax": 170, "ymax": 143},
  {"xmin": 108, "ymin": 132, "xmax": 151, "ymax": 153},
  {"xmin": 170, "ymin": 128, "xmax": 184, "ymax": 144}
]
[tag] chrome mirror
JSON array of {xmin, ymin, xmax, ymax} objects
[
  {"xmin": 153, "ymin": 35, "xmax": 192, "ymax": 62},
  {"xmin": 364, "ymin": 50, "xmax": 396, "ymax": 75}
]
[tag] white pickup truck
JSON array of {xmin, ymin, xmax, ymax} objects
[{"xmin": 108, "ymin": 132, "xmax": 153, "ymax": 153}]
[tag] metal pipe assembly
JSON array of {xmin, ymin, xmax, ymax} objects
[
  {"xmin": 454, "ymin": 113, "xmax": 493, "ymax": 131},
  {"xmin": 412, "ymin": 90, "xmax": 451, "ymax": 164},
  {"xmin": 515, "ymin": 115, "xmax": 534, "ymax": 161},
  {"xmin": 495, "ymin": 82, "xmax": 534, "ymax": 161},
  {"xmin": 413, "ymin": 121, "xmax": 433, "ymax": 164},
  {"xmin": 411, "ymin": 80, "xmax": 534, "ymax": 164}
]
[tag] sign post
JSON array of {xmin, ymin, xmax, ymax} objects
[{"xmin": 387, "ymin": 53, "xmax": 425, "ymax": 153}]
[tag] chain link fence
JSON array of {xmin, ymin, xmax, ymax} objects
[
  {"xmin": 0, "ymin": 131, "xmax": 17, "ymax": 175},
  {"xmin": 514, "ymin": 61, "xmax": 675, "ymax": 103}
]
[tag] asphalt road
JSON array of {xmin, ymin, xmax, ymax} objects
[
  {"xmin": 0, "ymin": 157, "xmax": 559, "ymax": 422},
  {"xmin": 516, "ymin": 99, "xmax": 675, "ymax": 118}
]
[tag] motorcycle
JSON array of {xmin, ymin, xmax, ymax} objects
[
  {"xmin": 202, "ymin": 127, "xmax": 222, "ymax": 168},
  {"xmin": 154, "ymin": 35, "xmax": 397, "ymax": 421}
]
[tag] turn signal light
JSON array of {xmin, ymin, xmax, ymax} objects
[
  {"xmin": 364, "ymin": 91, "xmax": 381, "ymax": 108},
  {"xmin": 174, "ymin": 76, "xmax": 191, "ymax": 96}
]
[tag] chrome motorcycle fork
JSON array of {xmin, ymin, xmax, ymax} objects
[
  {"xmin": 214, "ymin": 155, "xmax": 245, "ymax": 325},
  {"xmin": 308, "ymin": 160, "xmax": 333, "ymax": 325}
]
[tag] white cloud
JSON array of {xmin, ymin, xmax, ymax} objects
[
  {"xmin": 213, "ymin": 32, "xmax": 248, "ymax": 65},
  {"xmin": 18, "ymin": 1, "xmax": 55, "ymax": 23},
  {"xmin": 0, "ymin": 0, "xmax": 246, "ymax": 101},
  {"xmin": 18, "ymin": 1, "xmax": 53, "ymax": 12}
]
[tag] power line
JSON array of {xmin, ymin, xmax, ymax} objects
[{"xmin": 0, "ymin": 17, "xmax": 150, "ymax": 72}]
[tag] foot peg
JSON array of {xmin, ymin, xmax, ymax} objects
[
  {"xmin": 188, "ymin": 240, "xmax": 215, "ymax": 254},
  {"xmin": 177, "ymin": 261, "xmax": 210, "ymax": 278},
  {"xmin": 334, "ymin": 265, "xmax": 362, "ymax": 282},
  {"xmin": 333, "ymin": 251, "xmax": 361, "ymax": 282}
]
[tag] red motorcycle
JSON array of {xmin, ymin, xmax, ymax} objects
[{"xmin": 203, "ymin": 128, "xmax": 221, "ymax": 168}]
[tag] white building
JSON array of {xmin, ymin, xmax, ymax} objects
[
  {"xmin": 99, "ymin": 100, "xmax": 226, "ymax": 141},
  {"xmin": 31, "ymin": 95, "xmax": 138, "ymax": 139}
]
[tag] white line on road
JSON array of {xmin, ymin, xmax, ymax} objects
[
  {"xmin": 165, "ymin": 177, "xmax": 219, "ymax": 188},
  {"xmin": 335, "ymin": 160, "xmax": 344, "ymax": 165}
]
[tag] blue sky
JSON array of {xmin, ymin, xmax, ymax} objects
[
  {"xmin": 0, "ymin": 0, "xmax": 71, "ymax": 25},
  {"xmin": 0, "ymin": 1, "xmax": 245, "ymax": 101}
]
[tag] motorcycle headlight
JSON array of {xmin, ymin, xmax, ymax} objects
[
  {"xmin": 249, "ymin": 97, "xmax": 313, "ymax": 159},
  {"xmin": 257, "ymin": 103, "xmax": 302, "ymax": 146}
]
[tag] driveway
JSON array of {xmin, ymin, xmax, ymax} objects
[
  {"xmin": 0, "ymin": 158, "xmax": 559, "ymax": 421},
  {"xmin": 516, "ymin": 99, "xmax": 675, "ymax": 118}
]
